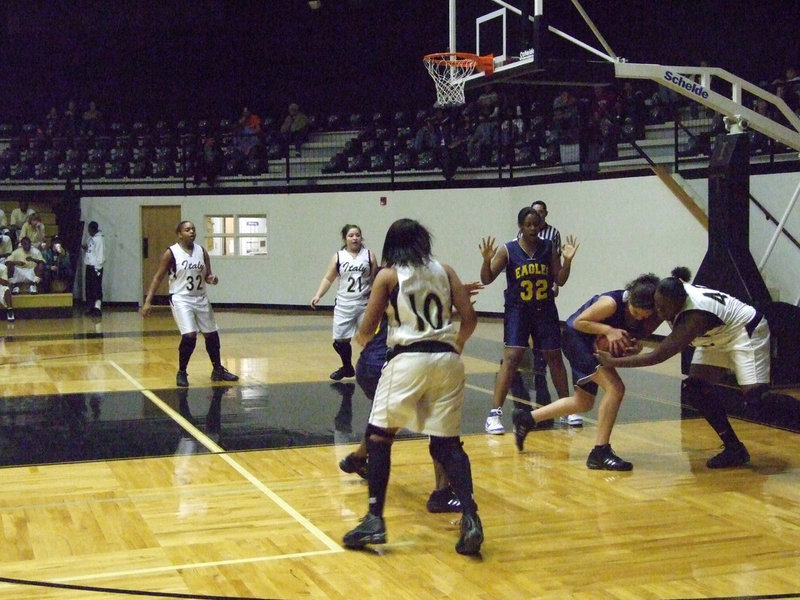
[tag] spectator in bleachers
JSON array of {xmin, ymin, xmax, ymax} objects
[
  {"xmin": 551, "ymin": 89, "xmax": 579, "ymax": 144},
  {"xmin": 10, "ymin": 200, "xmax": 35, "ymax": 232},
  {"xmin": 467, "ymin": 110, "xmax": 498, "ymax": 166},
  {"xmin": 7, "ymin": 236, "xmax": 45, "ymax": 294},
  {"xmin": 617, "ymin": 81, "xmax": 647, "ymax": 140},
  {"xmin": 82, "ymin": 101, "xmax": 103, "ymax": 135},
  {"xmin": 19, "ymin": 213, "xmax": 46, "ymax": 250},
  {"xmin": 500, "ymin": 106, "xmax": 525, "ymax": 163},
  {"xmin": 44, "ymin": 106, "xmax": 60, "ymax": 138},
  {"xmin": 473, "ymin": 84, "xmax": 501, "ymax": 119},
  {"xmin": 280, "ymin": 103, "xmax": 310, "ymax": 157},
  {"xmin": 773, "ymin": 66, "xmax": 800, "ymax": 113},
  {"xmin": 413, "ymin": 109, "xmax": 443, "ymax": 154},
  {"xmin": 0, "ymin": 229, "xmax": 13, "ymax": 259},
  {"xmin": 234, "ymin": 106, "xmax": 263, "ymax": 158},
  {"xmin": 63, "ymin": 100, "xmax": 80, "ymax": 137},
  {"xmin": 0, "ymin": 207, "xmax": 6, "ymax": 228},
  {"xmin": 43, "ymin": 235, "xmax": 74, "ymax": 293},
  {"xmin": 194, "ymin": 134, "xmax": 221, "ymax": 187},
  {"xmin": 0, "ymin": 260, "xmax": 14, "ymax": 321}
]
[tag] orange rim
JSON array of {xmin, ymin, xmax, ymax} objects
[{"xmin": 423, "ymin": 52, "xmax": 494, "ymax": 75}]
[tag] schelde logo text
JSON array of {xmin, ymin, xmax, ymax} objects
[{"xmin": 664, "ymin": 71, "xmax": 709, "ymax": 99}]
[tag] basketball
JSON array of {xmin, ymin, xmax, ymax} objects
[{"xmin": 595, "ymin": 335, "xmax": 640, "ymax": 358}]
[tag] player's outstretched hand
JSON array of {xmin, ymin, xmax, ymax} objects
[
  {"xmin": 479, "ymin": 237, "xmax": 497, "ymax": 262},
  {"xmin": 562, "ymin": 235, "xmax": 580, "ymax": 261}
]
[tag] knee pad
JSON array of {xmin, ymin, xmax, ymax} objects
[
  {"xmin": 428, "ymin": 436, "xmax": 464, "ymax": 466},
  {"xmin": 333, "ymin": 340, "xmax": 350, "ymax": 353},
  {"xmin": 742, "ymin": 383, "xmax": 770, "ymax": 409},
  {"xmin": 204, "ymin": 330, "xmax": 220, "ymax": 350}
]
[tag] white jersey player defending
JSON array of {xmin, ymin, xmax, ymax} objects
[
  {"xmin": 597, "ymin": 267, "xmax": 770, "ymax": 469},
  {"xmin": 311, "ymin": 224, "xmax": 377, "ymax": 380},
  {"xmin": 341, "ymin": 218, "xmax": 483, "ymax": 556},
  {"xmin": 141, "ymin": 221, "xmax": 239, "ymax": 388}
]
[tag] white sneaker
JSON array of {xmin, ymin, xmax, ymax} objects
[
  {"xmin": 29, "ymin": 284, "xmax": 37, "ymax": 294},
  {"xmin": 485, "ymin": 408, "xmax": 505, "ymax": 435},
  {"xmin": 6, "ymin": 310, "xmax": 14, "ymax": 322},
  {"xmin": 567, "ymin": 414, "xmax": 583, "ymax": 426},
  {"xmin": 11, "ymin": 286, "xmax": 19, "ymax": 295}
]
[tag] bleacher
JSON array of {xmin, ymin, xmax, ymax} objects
[{"xmin": 0, "ymin": 198, "xmax": 73, "ymax": 318}]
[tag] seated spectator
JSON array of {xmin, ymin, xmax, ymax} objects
[
  {"xmin": 413, "ymin": 109, "xmax": 443, "ymax": 154},
  {"xmin": 10, "ymin": 200, "xmax": 35, "ymax": 232},
  {"xmin": 19, "ymin": 213, "xmax": 46, "ymax": 250},
  {"xmin": 63, "ymin": 100, "xmax": 80, "ymax": 138},
  {"xmin": 551, "ymin": 89, "xmax": 579, "ymax": 143},
  {"xmin": 44, "ymin": 106, "xmax": 60, "ymax": 137},
  {"xmin": 0, "ymin": 229, "xmax": 13, "ymax": 259},
  {"xmin": 194, "ymin": 135, "xmax": 221, "ymax": 187},
  {"xmin": 773, "ymin": 66, "xmax": 800, "ymax": 113},
  {"xmin": 6, "ymin": 236, "xmax": 45, "ymax": 294},
  {"xmin": 467, "ymin": 110, "xmax": 498, "ymax": 165},
  {"xmin": 0, "ymin": 261, "xmax": 14, "ymax": 321},
  {"xmin": 82, "ymin": 100, "xmax": 103, "ymax": 135},
  {"xmin": 280, "ymin": 103, "xmax": 310, "ymax": 156},
  {"xmin": 473, "ymin": 84, "xmax": 501, "ymax": 118},
  {"xmin": 234, "ymin": 106, "xmax": 263, "ymax": 158},
  {"xmin": 43, "ymin": 235, "xmax": 74, "ymax": 293}
]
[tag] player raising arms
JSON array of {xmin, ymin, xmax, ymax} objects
[
  {"xmin": 311, "ymin": 224, "xmax": 378, "ymax": 381},
  {"xmin": 514, "ymin": 273, "xmax": 662, "ymax": 471},
  {"xmin": 597, "ymin": 267, "xmax": 770, "ymax": 468},
  {"xmin": 342, "ymin": 218, "xmax": 482, "ymax": 556},
  {"xmin": 479, "ymin": 206, "xmax": 579, "ymax": 435},
  {"xmin": 141, "ymin": 220, "xmax": 239, "ymax": 388}
]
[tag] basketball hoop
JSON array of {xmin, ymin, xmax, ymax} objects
[{"xmin": 423, "ymin": 52, "xmax": 494, "ymax": 107}]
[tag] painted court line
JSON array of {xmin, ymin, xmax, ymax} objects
[{"xmin": 109, "ymin": 361, "xmax": 343, "ymax": 555}]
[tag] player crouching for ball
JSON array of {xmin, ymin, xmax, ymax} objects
[{"xmin": 512, "ymin": 274, "xmax": 662, "ymax": 471}]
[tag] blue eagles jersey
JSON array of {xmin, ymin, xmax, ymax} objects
[{"xmin": 503, "ymin": 238, "xmax": 555, "ymax": 309}]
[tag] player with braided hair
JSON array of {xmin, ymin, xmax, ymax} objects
[{"xmin": 597, "ymin": 267, "xmax": 770, "ymax": 468}]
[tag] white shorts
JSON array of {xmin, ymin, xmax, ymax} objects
[
  {"xmin": 170, "ymin": 294, "xmax": 218, "ymax": 335},
  {"xmin": 369, "ymin": 351, "xmax": 465, "ymax": 437},
  {"xmin": 691, "ymin": 318, "xmax": 770, "ymax": 385},
  {"xmin": 332, "ymin": 300, "xmax": 367, "ymax": 340},
  {"xmin": 0, "ymin": 284, "xmax": 7, "ymax": 307}
]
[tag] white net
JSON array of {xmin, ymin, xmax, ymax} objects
[{"xmin": 423, "ymin": 53, "xmax": 478, "ymax": 107}]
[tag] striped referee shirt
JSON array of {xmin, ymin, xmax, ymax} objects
[{"xmin": 538, "ymin": 223, "xmax": 561, "ymax": 256}]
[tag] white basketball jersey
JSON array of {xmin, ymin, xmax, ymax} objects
[
  {"xmin": 386, "ymin": 259, "xmax": 457, "ymax": 349},
  {"xmin": 169, "ymin": 243, "xmax": 207, "ymax": 296},
  {"xmin": 677, "ymin": 283, "xmax": 757, "ymax": 347},
  {"xmin": 336, "ymin": 247, "xmax": 372, "ymax": 305}
]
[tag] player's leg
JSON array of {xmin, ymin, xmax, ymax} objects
[
  {"xmin": 342, "ymin": 424, "xmax": 396, "ymax": 548},
  {"xmin": 586, "ymin": 367, "xmax": 632, "ymax": 470},
  {"xmin": 486, "ymin": 346, "xmax": 526, "ymax": 434},
  {"xmin": 197, "ymin": 304, "xmax": 238, "ymax": 382}
]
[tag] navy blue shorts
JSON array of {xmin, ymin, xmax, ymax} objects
[
  {"xmin": 503, "ymin": 302, "xmax": 561, "ymax": 351},
  {"xmin": 561, "ymin": 327, "xmax": 600, "ymax": 396}
]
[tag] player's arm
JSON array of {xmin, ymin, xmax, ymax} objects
[
  {"xmin": 355, "ymin": 268, "xmax": 396, "ymax": 347},
  {"xmin": 479, "ymin": 237, "xmax": 507, "ymax": 284},
  {"xmin": 368, "ymin": 249, "xmax": 379, "ymax": 282},
  {"xmin": 311, "ymin": 253, "xmax": 339, "ymax": 308},
  {"xmin": 597, "ymin": 311, "xmax": 712, "ymax": 368},
  {"xmin": 141, "ymin": 249, "xmax": 174, "ymax": 317},
  {"xmin": 446, "ymin": 264, "xmax": 477, "ymax": 353},
  {"xmin": 554, "ymin": 234, "xmax": 579, "ymax": 287},
  {"xmin": 202, "ymin": 247, "xmax": 218, "ymax": 285}
]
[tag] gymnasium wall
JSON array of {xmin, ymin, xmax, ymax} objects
[{"xmin": 80, "ymin": 170, "xmax": 800, "ymax": 316}]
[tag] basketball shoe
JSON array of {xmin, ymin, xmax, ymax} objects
[{"xmin": 343, "ymin": 513, "xmax": 386, "ymax": 549}]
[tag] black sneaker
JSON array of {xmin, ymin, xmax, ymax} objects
[
  {"xmin": 586, "ymin": 445, "xmax": 633, "ymax": 471},
  {"xmin": 343, "ymin": 513, "xmax": 386, "ymax": 549},
  {"xmin": 211, "ymin": 366, "xmax": 239, "ymax": 382},
  {"xmin": 706, "ymin": 444, "xmax": 750, "ymax": 469},
  {"xmin": 426, "ymin": 486, "xmax": 461, "ymax": 513},
  {"xmin": 330, "ymin": 365, "xmax": 356, "ymax": 380},
  {"xmin": 455, "ymin": 513, "xmax": 483, "ymax": 555},
  {"xmin": 339, "ymin": 453, "xmax": 367, "ymax": 479},
  {"xmin": 512, "ymin": 408, "xmax": 536, "ymax": 451},
  {"xmin": 176, "ymin": 370, "xmax": 189, "ymax": 387}
]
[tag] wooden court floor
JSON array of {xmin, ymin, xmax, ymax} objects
[{"xmin": 0, "ymin": 307, "xmax": 799, "ymax": 600}]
